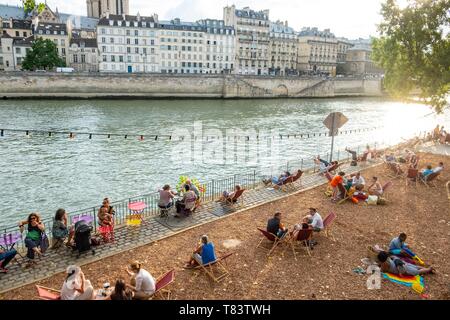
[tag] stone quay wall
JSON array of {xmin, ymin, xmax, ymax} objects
[{"xmin": 0, "ymin": 73, "xmax": 383, "ymax": 99}]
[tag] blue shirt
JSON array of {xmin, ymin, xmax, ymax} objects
[
  {"xmin": 422, "ymin": 169, "xmax": 433, "ymax": 177},
  {"xmin": 389, "ymin": 237, "xmax": 405, "ymax": 251},
  {"xmin": 201, "ymin": 242, "xmax": 216, "ymax": 265}
]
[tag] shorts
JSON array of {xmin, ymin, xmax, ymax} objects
[{"xmin": 193, "ymin": 253, "xmax": 202, "ymax": 265}]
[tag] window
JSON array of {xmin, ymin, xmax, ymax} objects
[
  {"xmin": 101, "ymin": 28, "xmax": 106, "ymax": 34},
  {"xmin": 73, "ymin": 54, "xmax": 78, "ymax": 63},
  {"xmin": 103, "ymin": 55, "xmax": 107, "ymax": 62},
  {"xmin": 127, "ymin": 38, "xmax": 130, "ymax": 44},
  {"xmin": 61, "ymin": 48, "xmax": 65, "ymax": 55},
  {"xmin": 150, "ymin": 39, "xmax": 155, "ymax": 45},
  {"xmin": 81, "ymin": 54, "xmax": 85, "ymax": 63},
  {"xmin": 126, "ymin": 30, "xmax": 130, "ymax": 36},
  {"xmin": 15, "ymin": 48, "xmax": 21, "ymax": 54},
  {"xmin": 134, "ymin": 30, "xmax": 138, "ymax": 36},
  {"xmin": 110, "ymin": 38, "xmax": 114, "ymax": 43},
  {"xmin": 102, "ymin": 46, "xmax": 106, "ymax": 52},
  {"xmin": 119, "ymin": 56, "xmax": 123, "ymax": 62},
  {"xmin": 61, "ymin": 39, "xmax": 65, "ymax": 46},
  {"xmin": 15, "ymin": 31, "xmax": 19, "ymax": 37},
  {"xmin": 135, "ymin": 47, "xmax": 139, "ymax": 54},
  {"xmin": 102, "ymin": 37, "xmax": 106, "ymax": 43},
  {"xmin": 111, "ymin": 55, "xmax": 115, "ymax": 62},
  {"xmin": 135, "ymin": 39, "xmax": 138, "ymax": 45}
]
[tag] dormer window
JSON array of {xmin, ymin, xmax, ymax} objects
[
  {"xmin": 61, "ymin": 31, "xmax": 65, "ymax": 35},
  {"xmin": 142, "ymin": 22, "xmax": 146, "ymax": 27},
  {"xmin": 109, "ymin": 20, "xmax": 114, "ymax": 26},
  {"xmin": 46, "ymin": 30, "xmax": 50, "ymax": 34},
  {"xmin": 118, "ymin": 21, "xmax": 122, "ymax": 26},
  {"xmin": 126, "ymin": 21, "xmax": 130, "ymax": 27}
]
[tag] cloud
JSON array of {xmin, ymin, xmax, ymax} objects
[{"xmin": 1, "ymin": 0, "xmax": 384, "ymax": 38}]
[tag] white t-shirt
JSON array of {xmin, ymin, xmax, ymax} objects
[
  {"xmin": 352, "ymin": 176, "xmax": 366, "ymax": 185},
  {"xmin": 311, "ymin": 212, "xmax": 324, "ymax": 230},
  {"xmin": 135, "ymin": 269, "xmax": 156, "ymax": 295},
  {"xmin": 433, "ymin": 166, "xmax": 443, "ymax": 173},
  {"xmin": 60, "ymin": 278, "xmax": 82, "ymax": 300}
]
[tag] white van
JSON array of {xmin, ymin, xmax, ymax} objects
[{"xmin": 56, "ymin": 67, "xmax": 75, "ymax": 73}]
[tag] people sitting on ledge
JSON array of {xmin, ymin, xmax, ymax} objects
[
  {"xmin": 263, "ymin": 171, "xmax": 291, "ymax": 186},
  {"xmin": 217, "ymin": 185, "xmax": 241, "ymax": 203},
  {"xmin": 267, "ymin": 212, "xmax": 288, "ymax": 239},
  {"xmin": 0, "ymin": 248, "xmax": 17, "ymax": 273},
  {"xmin": 185, "ymin": 234, "xmax": 217, "ymax": 268},
  {"xmin": 98, "ymin": 206, "xmax": 113, "ymax": 227},
  {"xmin": 52, "ymin": 208, "xmax": 75, "ymax": 248},
  {"xmin": 19, "ymin": 212, "xmax": 45, "ymax": 268},
  {"xmin": 367, "ymin": 176, "xmax": 383, "ymax": 196},
  {"xmin": 377, "ymin": 251, "xmax": 434, "ymax": 276}
]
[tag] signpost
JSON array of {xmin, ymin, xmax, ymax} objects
[{"xmin": 323, "ymin": 112, "xmax": 348, "ymax": 162}]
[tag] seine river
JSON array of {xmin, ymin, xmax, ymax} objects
[{"xmin": 0, "ymin": 97, "xmax": 449, "ymax": 228}]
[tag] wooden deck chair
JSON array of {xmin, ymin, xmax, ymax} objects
[
  {"xmin": 256, "ymin": 228, "xmax": 283, "ymax": 257},
  {"xmin": 288, "ymin": 170, "xmax": 303, "ymax": 189},
  {"xmin": 387, "ymin": 162, "xmax": 404, "ymax": 179},
  {"xmin": 278, "ymin": 176, "xmax": 294, "ymax": 192},
  {"xmin": 419, "ymin": 171, "xmax": 440, "ymax": 188},
  {"xmin": 225, "ymin": 189, "xmax": 245, "ymax": 208},
  {"xmin": 36, "ymin": 285, "xmax": 61, "ymax": 300},
  {"xmin": 336, "ymin": 183, "xmax": 349, "ymax": 204},
  {"xmin": 405, "ymin": 168, "xmax": 419, "ymax": 187},
  {"xmin": 289, "ymin": 229, "xmax": 313, "ymax": 260},
  {"xmin": 322, "ymin": 212, "xmax": 337, "ymax": 241},
  {"xmin": 153, "ymin": 269, "xmax": 175, "ymax": 300},
  {"xmin": 381, "ymin": 181, "xmax": 393, "ymax": 199},
  {"xmin": 195, "ymin": 253, "xmax": 233, "ymax": 283},
  {"xmin": 327, "ymin": 162, "xmax": 341, "ymax": 174}
]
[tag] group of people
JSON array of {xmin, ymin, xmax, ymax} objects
[
  {"xmin": 266, "ymin": 208, "xmax": 324, "ymax": 245},
  {"xmin": 314, "ymin": 157, "xmax": 339, "ymax": 174},
  {"xmin": 375, "ymin": 233, "xmax": 435, "ymax": 276},
  {"xmin": 262, "ymin": 170, "xmax": 302, "ymax": 189},
  {"xmin": 432, "ymin": 125, "xmax": 448, "ymax": 144},
  {"xmin": 157, "ymin": 179, "xmax": 200, "ymax": 218},
  {"xmin": 60, "ymin": 260, "xmax": 157, "ymax": 300},
  {"xmin": 328, "ymin": 170, "xmax": 385, "ymax": 202}
]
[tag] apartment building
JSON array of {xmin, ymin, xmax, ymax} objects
[
  {"xmin": 68, "ymin": 38, "xmax": 98, "ymax": 72},
  {"xmin": 269, "ymin": 20, "xmax": 297, "ymax": 76},
  {"xmin": 224, "ymin": 5, "xmax": 270, "ymax": 75}
]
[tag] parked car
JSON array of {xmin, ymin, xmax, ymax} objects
[{"xmin": 56, "ymin": 67, "xmax": 74, "ymax": 73}]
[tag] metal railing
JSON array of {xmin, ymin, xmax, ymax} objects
[{"xmin": 0, "ymin": 139, "xmax": 397, "ymax": 253}]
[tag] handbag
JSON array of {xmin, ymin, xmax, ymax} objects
[{"xmin": 40, "ymin": 232, "xmax": 50, "ymax": 253}]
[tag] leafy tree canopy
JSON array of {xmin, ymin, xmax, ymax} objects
[
  {"xmin": 23, "ymin": 0, "xmax": 45, "ymax": 14},
  {"xmin": 372, "ymin": 0, "xmax": 450, "ymax": 113},
  {"xmin": 22, "ymin": 38, "xmax": 66, "ymax": 71}
]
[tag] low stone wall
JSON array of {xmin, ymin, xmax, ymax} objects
[{"xmin": 0, "ymin": 72, "xmax": 383, "ymax": 99}]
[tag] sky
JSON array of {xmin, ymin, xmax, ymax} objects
[{"xmin": 0, "ymin": 0, "xmax": 387, "ymax": 39}]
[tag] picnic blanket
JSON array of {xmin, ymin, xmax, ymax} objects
[{"xmin": 382, "ymin": 273, "xmax": 425, "ymax": 294}]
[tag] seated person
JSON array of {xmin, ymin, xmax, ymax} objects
[
  {"xmin": 409, "ymin": 154, "xmax": 419, "ymax": 169},
  {"xmin": 52, "ymin": 208, "xmax": 74, "ymax": 248},
  {"xmin": 325, "ymin": 161, "xmax": 339, "ymax": 172},
  {"xmin": 263, "ymin": 171, "xmax": 291, "ymax": 186},
  {"xmin": 432, "ymin": 162, "xmax": 444, "ymax": 174},
  {"xmin": 98, "ymin": 206, "xmax": 113, "ymax": 226},
  {"xmin": 388, "ymin": 233, "xmax": 423, "ymax": 265},
  {"xmin": 291, "ymin": 219, "xmax": 313, "ymax": 245},
  {"xmin": 175, "ymin": 184, "xmax": 197, "ymax": 216},
  {"xmin": 125, "ymin": 261, "xmax": 156, "ymax": 300},
  {"xmin": 0, "ymin": 248, "xmax": 17, "ymax": 273},
  {"xmin": 182, "ymin": 179, "xmax": 200, "ymax": 199},
  {"xmin": 330, "ymin": 172, "xmax": 345, "ymax": 201},
  {"xmin": 353, "ymin": 185, "xmax": 368, "ymax": 200},
  {"xmin": 217, "ymin": 185, "xmax": 241, "ymax": 203},
  {"xmin": 385, "ymin": 153, "xmax": 396, "ymax": 162},
  {"xmin": 377, "ymin": 251, "xmax": 434, "ymax": 276},
  {"xmin": 367, "ymin": 177, "xmax": 383, "ymax": 196},
  {"xmin": 267, "ymin": 212, "xmax": 288, "ymax": 239},
  {"xmin": 158, "ymin": 184, "xmax": 177, "ymax": 209},
  {"xmin": 420, "ymin": 165, "xmax": 434, "ymax": 178},
  {"xmin": 19, "ymin": 213, "xmax": 45, "ymax": 267},
  {"xmin": 60, "ymin": 265, "xmax": 95, "ymax": 300},
  {"xmin": 109, "ymin": 278, "xmax": 134, "ymax": 300},
  {"xmin": 351, "ymin": 172, "xmax": 366, "ymax": 189},
  {"xmin": 185, "ymin": 234, "xmax": 217, "ymax": 268},
  {"xmin": 314, "ymin": 158, "xmax": 328, "ymax": 173},
  {"xmin": 305, "ymin": 208, "xmax": 324, "ymax": 232}
]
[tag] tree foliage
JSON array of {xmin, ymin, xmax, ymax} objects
[
  {"xmin": 372, "ymin": 0, "xmax": 450, "ymax": 113},
  {"xmin": 22, "ymin": 38, "xmax": 66, "ymax": 71},
  {"xmin": 23, "ymin": 0, "xmax": 45, "ymax": 15}
]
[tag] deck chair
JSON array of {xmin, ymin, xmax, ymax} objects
[
  {"xmin": 153, "ymin": 269, "xmax": 175, "ymax": 300},
  {"xmin": 322, "ymin": 212, "xmax": 337, "ymax": 241},
  {"xmin": 336, "ymin": 183, "xmax": 349, "ymax": 204},
  {"xmin": 405, "ymin": 168, "xmax": 419, "ymax": 187},
  {"xmin": 36, "ymin": 285, "xmax": 61, "ymax": 300},
  {"xmin": 289, "ymin": 229, "xmax": 313, "ymax": 260},
  {"xmin": 380, "ymin": 181, "xmax": 393, "ymax": 199},
  {"xmin": 195, "ymin": 253, "xmax": 233, "ymax": 283},
  {"xmin": 277, "ymin": 176, "xmax": 294, "ymax": 192},
  {"xmin": 387, "ymin": 162, "xmax": 404, "ymax": 179},
  {"xmin": 327, "ymin": 162, "xmax": 341, "ymax": 174},
  {"xmin": 225, "ymin": 189, "xmax": 245, "ymax": 208},
  {"xmin": 419, "ymin": 171, "xmax": 440, "ymax": 188},
  {"xmin": 126, "ymin": 213, "xmax": 143, "ymax": 226},
  {"xmin": 256, "ymin": 228, "xmax": 284, "ymax": 257},
  {"xmin": 288, "ymin": 170, "xmax": 303, "ymax": 190}
]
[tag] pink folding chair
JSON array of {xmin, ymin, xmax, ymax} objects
[
  {"xmin": 322, "ymin": 212, "xmax": 337, "ymax": 241},
  {"xmin": 154, "ymin": 269, "xmax": 175, "ymax": 300}
]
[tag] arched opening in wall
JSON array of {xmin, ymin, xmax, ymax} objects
[{"xmin": 273, "ymin": 84, "xmax": 288, "ymax": 97}]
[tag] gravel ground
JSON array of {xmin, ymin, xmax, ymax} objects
[{"xmin": 1, "ymin": 152, "xmax": 449, "ymax": 300}]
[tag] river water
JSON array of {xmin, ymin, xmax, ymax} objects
[{"xmin": 0, "ymin": 97, "xmax": 449, "ymax": 228}]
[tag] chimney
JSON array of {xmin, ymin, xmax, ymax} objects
[
  {"xmin": 285, "ymin": 20, "xmax": 288, "ymax": 27},
  {"xmin": 105, "ymin": 10, "xmax": 109, "ymax": 19},
  {"xmin": 153, "ymin": 13, "xmax": 158, "ymax": 23},
  {"xmin": 122, "ymin": 13, "xmax": 126, "ymax": 20},
  {"xmin": 136, "ymin": 12, "xmax": 141, "ymax": 21}
]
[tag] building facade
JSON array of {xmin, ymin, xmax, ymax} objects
[
  {"xmin": 68, "ymin": 38, "xmax": 98, "ymax": 72},
  {"xmin": 297, "ymin": 27, "xmax": 338, "ymax": 76},
  {"xmin": 87, "ymin": 0, "xmax": 130, "ymax": 18},
  {"xmin": 197, "ymin": 19, "xmax": 235, "ymax": 74},
  {"xmin": 336, "ymin": 38, "xmax": 353, "ymax": 75},
  {"xmin": 269, "ymin": 21, "xmax": 297, "ymax": 76},
  {"xmin": 345, "ymin": 44, "xmax": 383, "ymax": 75},
  {"xmin": 0, "ymin": 33, "xmax": 33, "ymax": 71},
  {"xmin": 97, "ymin": 13, "xmax": 159, "ymax": 73},
  {"xmin": 224, "ymin": 5, "xmax": 270, "ymax": 75},
  {"xmin": 34, "ymin": 22, "xmax": 71, "ymax": 64},
  {"xmin": 1, "ymin": 18, "xmax": 32, "ymax": 38}
]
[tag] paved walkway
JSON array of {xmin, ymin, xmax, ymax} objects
[
  {"xmin": 416, "ymin": 142, "xmax": 450, "ymax": 156},
  {"xmin": 0, "ymin": 160, "xmax": 382, "ymax": 294}
]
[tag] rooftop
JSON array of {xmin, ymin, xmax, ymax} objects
[
  {"xmin": 235, "ymin": 7, "xmax": 269, "ymax": 20},
  {"xmin": 70, "ymin": 37, "xmax": 97, "ymax": 48},
  {"xmin": 298, "ymin": 27, "xmax": 335, "ymax": 38}
]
